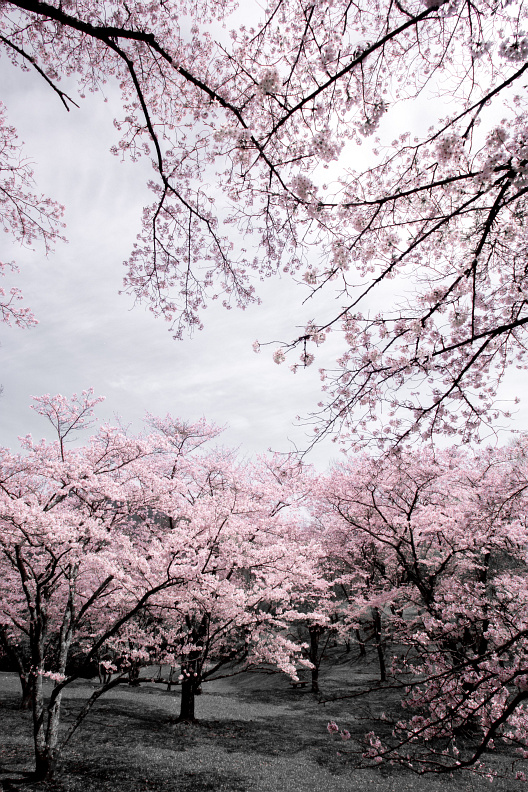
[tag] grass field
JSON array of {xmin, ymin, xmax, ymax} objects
[{"xmin": 0, "ymin": 653, "xmax": 525, "ymax": 792}]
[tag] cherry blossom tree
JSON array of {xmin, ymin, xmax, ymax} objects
[
  {"xmin": 315, "ymin": 443, "xmax": 528, "ymax": 776},
  {"xmin": 3, "ymin": 1, "xmax": 528, "ymax": 445},
  {"xmin": 0, "ymin": 392, "xmax": 324, "ymax": 778},
  {"xmin": 121, "ymin": 445, "xmax": 325, "ymax": 722},
  {"xmin": 0, "ymin": 393, "xmax": 193, "ymax": 779}
]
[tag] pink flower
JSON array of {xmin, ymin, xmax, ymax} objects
[{"xmin": 327, "ymin": 721, "xmax": 339, "ymax": 734}]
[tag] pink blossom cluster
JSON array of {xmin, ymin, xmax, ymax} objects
[
  {"xmin": 314, "ymin": 442, "xmax": 528, "ymax": 774},
  {"xmin": 0, "ymin": 392, "xmax": 326, "ymax": 777},
  {"xmin": 1, "ymin": 0, "xmax": 528, "ymax": 450}
]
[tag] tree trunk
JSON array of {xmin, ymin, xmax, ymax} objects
[
  {"xmin": 308, "ymin": 625, "xmax": 321, "ymax": 694},
  {"xmin": 34, "ymin": 745, "xmax": 59, "ymax": 782},
  {"xmin": 310, "ymin": 664, "xmax": 319, "ymax": 694},
  {"xmin": 177, "ymin": 675, "xmax": 199, "ymax": 722},
  {"xmin": 175, "ymin": 616, "xmax": 208, "ymax": 721},
  {"xmin": 32, "ymin": 668, "xmax": 48, "ymax": 779},
  {"xmin": 0, "ymin": 625, "xmax": 33, "ymax": 708},
  {"xmin": 372, "ymin": 608, "xmax": 386, "ymax": 683},
  {"xmin": 30, "ymin": 590, "xmax": 73, "ymax": 781},
  {"xmin": 128, "ymin": 662, "xmax": 140, "ymax": 686},
  {"xmin": 31, "ymin": 674, "xmax": 64, "ymax": 781},
  {"xmin": 167, "ymin": 665, "xmax": 177, "ymax": 691},
  {"xmin": 20, "ymin": 673, "xmax": 33, "ymax": 709},
  {"xmin": 355, "ymin": 628, "xmax": 366, "ymax": 657}
]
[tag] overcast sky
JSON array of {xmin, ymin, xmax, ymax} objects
[
  {"xmin": 0, "ymin": 52, "xmax": 349, "ymax": 467},
  {"xmin": 1, "ymin": 28, "xmax": 527, "ymax": 466}
]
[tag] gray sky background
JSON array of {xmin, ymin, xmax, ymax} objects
[
  {"xmin": 0, "ymin": 53, "xmax": 348, "ymax": 467},
  {"xmin": 0, "ymin": 32, "xmax": 527, "ymax": 466}
]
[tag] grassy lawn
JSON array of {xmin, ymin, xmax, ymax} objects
[{"xmin": 0, "ymin": 653, "xmax": 525, "ymax": 792}]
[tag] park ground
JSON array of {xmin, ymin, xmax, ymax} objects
[{"xmin": 0, "ymin": 651, "xmax": 525, "ymax": 792}]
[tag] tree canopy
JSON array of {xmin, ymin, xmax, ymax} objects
[{"xmin": 2, "ymin": 0, "xmax": 528, "ymax": 447}]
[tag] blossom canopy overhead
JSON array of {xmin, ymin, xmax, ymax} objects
[{"xmin": 1, "ymin": 0, "xmax": 528, "ymax": 446}]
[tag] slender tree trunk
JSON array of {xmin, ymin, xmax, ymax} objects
[
  {"xmin": 30, "ymin": 663, "xmax": 68, "ymax": 781},
  {"xmin": 477, "ymin": 618, "xmax": 490, "ymax": 657},
  {"xmin": 355, "ymin": 628, "xmax": 366, "ymax": 657},
  {"xmin": 34, "ymin": 693, "xmax": 62, "ymax": 783},
  {"xmin": 372, "ymin": 608, "xmax": 386, "ymax": 683},
  {"xmin": 32, "ymin": 667, "xmax": 51, "ymax": 780},
  {"xmin": 176, "ymin": 616, "xmax": 208, "ymax": 721},
  {"xmin": 128, "ymin": 662, "xmax": 140, "ymax": 686},
  {"xmin": 310, "ymin": 665, "xmax": 319, "ymax": 693},
  {"xmin": 29, "ymin": 600, "xmax": 50, "ymax": 779},
  {"xmin": 308, "ymin": 625, "xmax": 321, "ymax": 694},
  {"xmin": 31, "ymin": 671, "xmax": 68, "ymax": 780},
  {"xmin": 167, "ymin": 665, "xmax": 177, "ymax": 692},
  {"xmin": 20, "ymin": 676, "xmax": 33, "ymax": 709},
  {"xmin": 475, "ymin": 553, "xmax": 491, "ymax": 657},
  {"xmin": 32, "ymin": 585, "xmax": 74, "ymax": 781}
]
